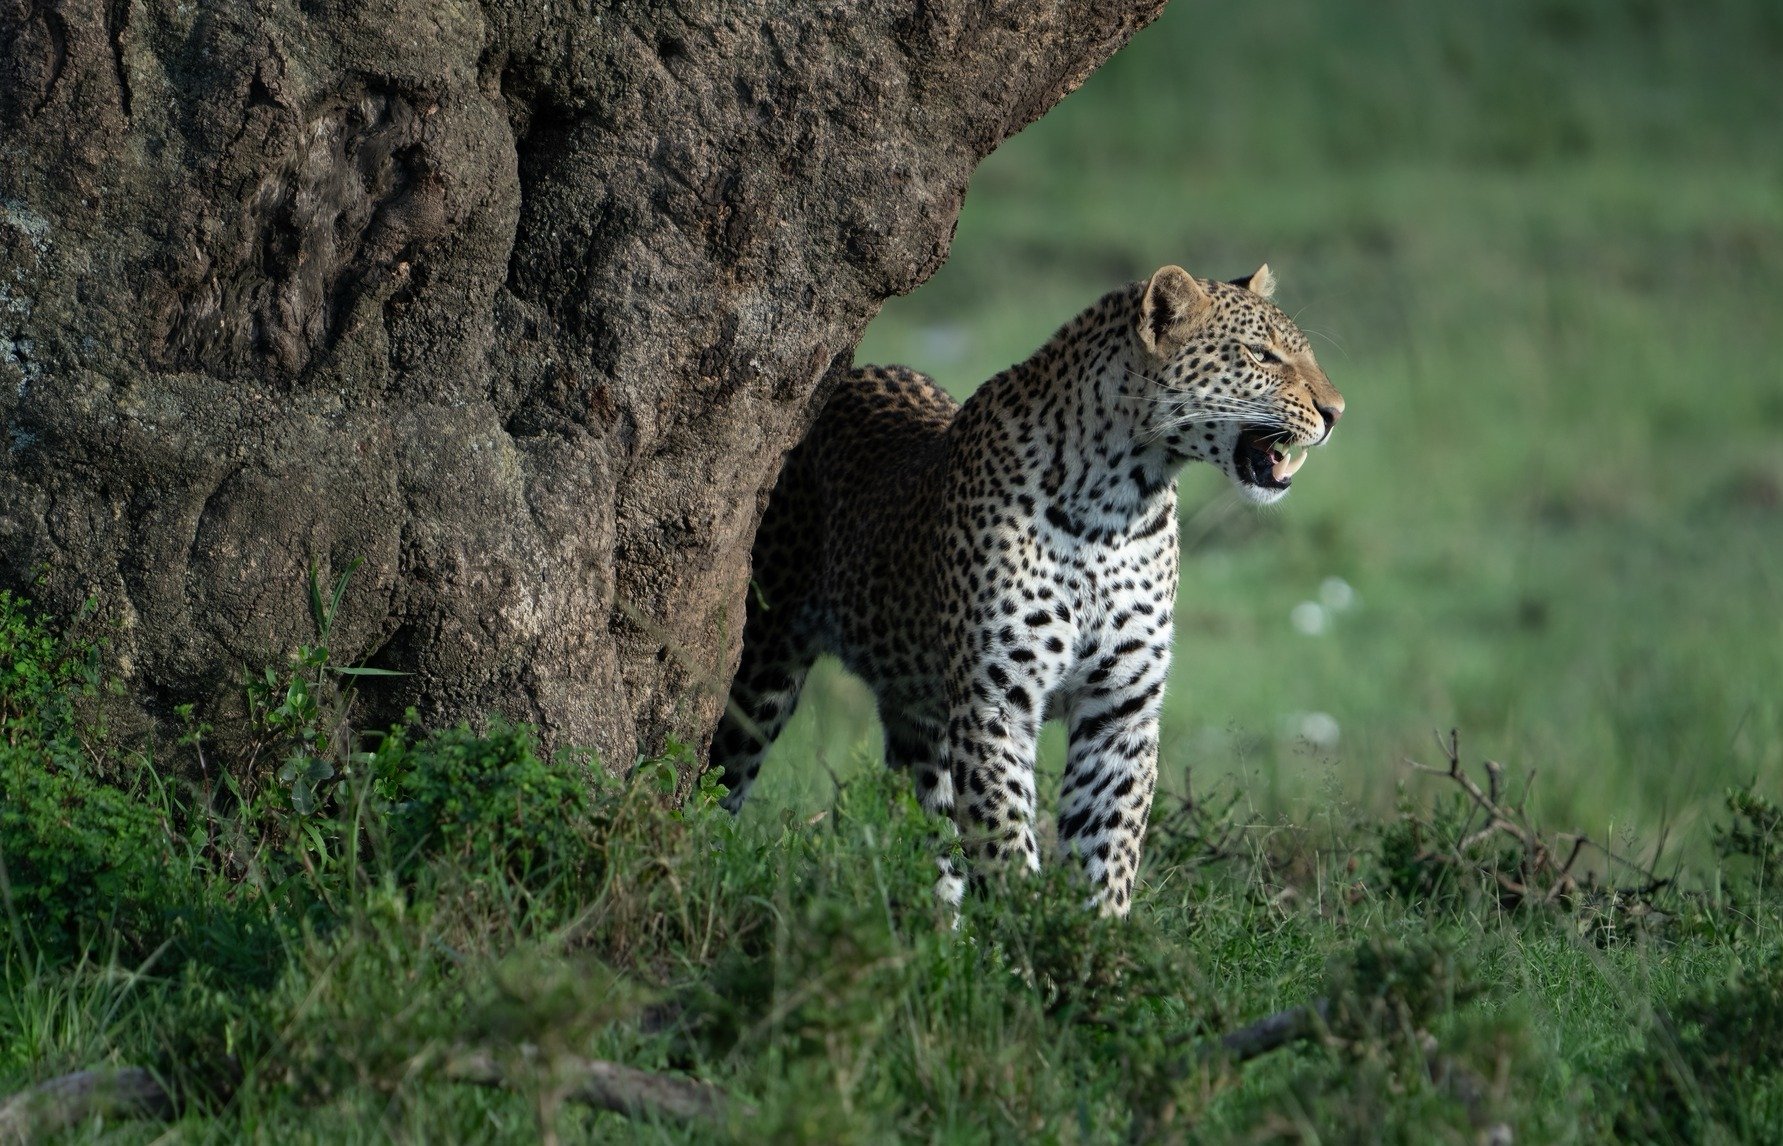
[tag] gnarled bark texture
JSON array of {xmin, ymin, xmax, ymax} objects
[{"xmin": 0, "ymin": 0, "xmax": 1164, "ymax": 785}]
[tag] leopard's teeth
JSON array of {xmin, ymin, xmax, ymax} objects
[{"xmin": 1274, "ymin": 449, "xmax": 1308, "ymax": 480}]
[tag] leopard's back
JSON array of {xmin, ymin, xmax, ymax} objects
[{"xmin": 753, "ymin": 366, "xmax": 957, "ymax": 712}]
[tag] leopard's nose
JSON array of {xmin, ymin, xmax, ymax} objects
[{"xmin": 1316, "ymin": 399, "xmax": 1343, "ymax": 442}]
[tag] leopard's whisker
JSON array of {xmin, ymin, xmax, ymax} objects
[
  {"xmin": 1119, "ymin": 379, "xmax": 1282, "ymax": 414},
  {"xmin": 1136, "ymin": 410, "xmax": 1290, "ymax": 447},
  {"xmin": 1168, "ymin": 407, "xmax": 1287, "ymax": 424},
  {"xmin": 1124, "ymin": 397, "xmax": 1267, "ymax": 415},
  {"xmin": 1299, "ymin": 325, "xmax": 1349, "ymax": 360},
  {"xmin": 1121, "ymin": 392, "xmax": 1280, "ymax": 414}
]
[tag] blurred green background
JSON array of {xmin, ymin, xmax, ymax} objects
[{"xmin": 749, "ymin": 0, "xmax": 1783, "ymax": 856}]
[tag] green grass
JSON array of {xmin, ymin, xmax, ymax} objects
[
  {"xmin": 7, "ymin": 1, "xmax": 1783, "ymax": 1139},
  {"xmin": 2, "ymin": 589, "xmax": 1780, "ymax": 1141}
]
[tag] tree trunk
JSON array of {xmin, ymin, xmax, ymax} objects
[{"xmin": 0, "ymin": 0, "xmax": 1163, "ymax": 786}]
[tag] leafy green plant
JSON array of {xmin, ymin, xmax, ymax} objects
[
  {"xmin": 0, "ymin": 595, "xmax": 177, "ymax": 959},
  {"xmin": 969, "ymin": 864, "xmax": 1198, "ymax": 1031},
  {"xmin": 0, "ymin": 591, "xmax": 99, "ymax": 753},
  {"xmin": 0, "ymin": 742, "xmax": 179, "ymax": 959},
  {"xmin": 683, "ymin": 765, "xmax": 934, "ymax": 1053},
  {"xmin": 1318, "ymin": 935, "xmax": 1477, "ymax": 1057},
  {"xmin": 372, "ymin": 717, "xmax": 594, "ymax": 882},
  {"xmin": 1716, "ymin": 785, "xmax": 1782, "ymax": 904},
  {"xmin": 1372, "ymin": 793, "xmax": 1514, "ymax": 910},
  {"xmin": 243, "ymin": 559, "xmax": 405, "ymax": 820}
]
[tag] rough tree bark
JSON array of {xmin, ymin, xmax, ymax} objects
[{"xmin": 0, "ymin": 0, "xmax": 1165, "ymax": 786}]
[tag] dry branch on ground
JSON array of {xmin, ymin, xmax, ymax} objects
[
  {"xmin": 0, "ymin": 1048, "xmax": 744, "ymax": 1140},
  {"xmin": 1406, "ymin": 729, "xmax": 1671, "ymax": 912}
]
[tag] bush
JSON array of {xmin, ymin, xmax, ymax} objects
[
  {"xmin": 1616, "ymin": 957, "xmax": 1783, "ymax": 1141},
  {"xmin": 1717, "ymin": 785, "xmax": 1783, "ymax": 905},
  {"xmin": 1319, "ymin": 934, "xmax": 1476, "ymax": 1056},
  {"xmin": 0, "ymin": 742, "xmax": 180, "ymax": 959},
  {"xmin": 0, "ymin": 595, "xmax": 180, "ymax": 959},
  {"xmin": 372, "ymin": 717, "xmax": 596, "ymax": 882},
  {"xmin": 0, "ymin": 591, "xmax": 101, "ymax": 752}
]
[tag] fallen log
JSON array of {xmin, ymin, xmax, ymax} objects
[
  {"xmin": 0, "ymin": 1049, "xmax": 746, "ymax": 1139},
  {"xmin": 1213, "ymin": 998, "xmax": 1332, "ymax": 1063},
  {"xmin": 0, "ymin": 1067, "xmax": 172, "ymax": 1143},
  {"xmin": 444, "ymin": 1046, "xmax": 750, "ymax": 1125}
]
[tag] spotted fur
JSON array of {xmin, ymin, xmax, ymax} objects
[{"xmin": 710, "ymin": 265, "xmax": 1344, "ymax": 915}]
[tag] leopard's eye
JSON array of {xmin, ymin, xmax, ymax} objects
[{"xmin": 1243, "ymin": 344, "xmax": 1283, "ymax": 366}]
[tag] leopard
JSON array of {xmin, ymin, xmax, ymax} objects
[{"xmin": 708, "ymin": 263, "xmax": 1344, "ymax": 916}]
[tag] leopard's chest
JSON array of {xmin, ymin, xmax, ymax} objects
[
  {"xmin": 1045, "ymin": 509, "xmax": 1180, "ymax": 639},
  {"xmin": 954, "ymin": 476, "xmax": 1179, "ymax": 645}
]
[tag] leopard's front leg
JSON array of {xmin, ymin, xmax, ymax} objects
[
  {"xmin": 1056, "ymin": 621, "xmax": 1172, "ymax": 916},
  {"xmin": 943, "ymin": 611, "xmax": 1073, "ymax": 896},
  {"xmin": 946, "ymin": 693, "xmax": 1043, "ymax": 886}
]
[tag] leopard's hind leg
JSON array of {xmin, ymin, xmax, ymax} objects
[
  {"xmin": 712, "ymin": 638, "xmax": 811, "ymax": 812},
  {"xmin": 882, "ymin": 710, "xmax": 964, "ymax": 907},
  {"xmin": 882, "ymin": 711, "xmax": 953, "ymax": 818},
  {"xmin": 710, "ymin": 458, "xmax": 820, "ymax": 812}
]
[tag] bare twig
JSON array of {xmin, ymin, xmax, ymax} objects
[
  {"xmin": 1405, "ymin": 729, "xmax": 1673, "ymax": 910},
  {"xmin": 1147, "ymin": 772, "xmax": 1252, "ymax": 869},
  {"xmin": 0, "ymin": 1067, "xmax": 172, "ymax": 1143},
  {"xmin": 1547, "ymin": 836, "xmax": 1588, "ymax": 903}
]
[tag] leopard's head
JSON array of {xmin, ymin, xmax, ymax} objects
[{"xmin": 1130, "ymin": 264, "xmax": 1344, "ymax": 505}]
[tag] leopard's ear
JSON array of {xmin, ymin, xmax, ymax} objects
[
  {"xmin": 1230, "ymin": 263, "xmax": 1276, "ymax": 299},
  {"xmin": 1138, "ymin": 265, "xmax": 1212, "ymax": 358}
]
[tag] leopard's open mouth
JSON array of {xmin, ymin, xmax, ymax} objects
[{"xmin": 1235, "ymin": 426, "xmax": 1308, "ymax": 491}]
